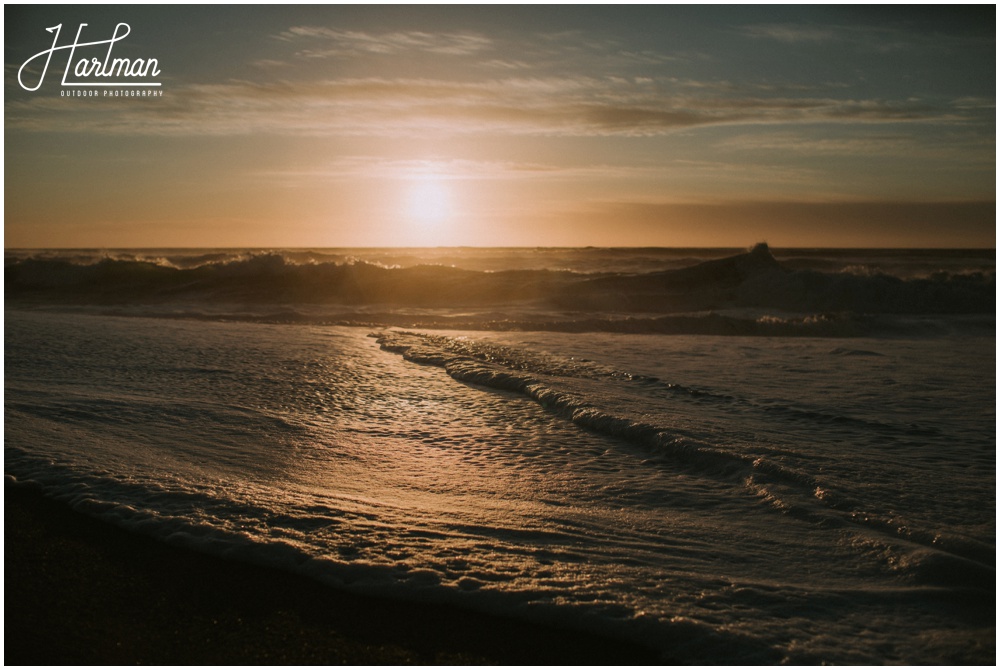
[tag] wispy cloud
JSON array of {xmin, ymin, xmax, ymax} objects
[
  {"xmin": 478, "ymin": 59, "xmax": 534, "ymax": 71},
  {"xmin": 4, "ymin": 71, "xmax": 981, "ymax": 139},
  {"xmin": 739, "ymin": 21, "xmax": 992, "ymax": 54},
  {"xmin": 722, "ymin": 132, "xmax": 917, "ymax": 155},
  {"xmin": 612, "ymin": 49, "xmax": 682, "ymax": 65},
  {"xmin": 257, "ymin": 156, "xmax": 557, "ymax": 182},
  {"xmin": 277, "ymin": 26, "xmax": 493, "ymax": 57},
  {"xmin": 740, "ymin": 22, "xmax": 907, "ymax": 51},
  {"xmin": 254, "ymin": 156, "xmax": 690, "ymax": 185},
  {"xmin": 740, "ymin": 24, "xmax": 837, "ymax": 43},
  {"xmin": 719, "ymin": 130, "xmax": 995, "ymax": 166},
  {"xmin": 17, "ymin": 20, "xmax": 970, "ymax": 140},
  {"xmin": 951, "ymin": 96, "xmax": 995, "ymax": 111}
]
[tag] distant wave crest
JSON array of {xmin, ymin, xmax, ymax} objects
[{"xmin": 6, "ymin": 245, "xmax": 994, "ymax": 335}]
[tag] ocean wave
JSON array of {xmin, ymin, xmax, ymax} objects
[
  {"xmin": 375, "ymin": 331, "xmax": 864, "ymax": 512},
  {"xmin": 7, "ymin": 245, "xmax": 994, "ymax": 323},
  {"xmin": 375, "ymin": 330, "xmax": 995, "ymax": 583}
]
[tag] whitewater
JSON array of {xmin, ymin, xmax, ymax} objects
[{"xmin": 5, "ymin": 245, "xmax": 995, "ymax": 663}]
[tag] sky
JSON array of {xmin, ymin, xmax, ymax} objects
[{"xmin": 4, "ymin": 4, "xmax": 995, "ymax": 248}]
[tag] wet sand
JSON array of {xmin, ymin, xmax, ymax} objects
[{"xmin": 5, "ymin": 484, "xmax": 664, "ymax": 665}]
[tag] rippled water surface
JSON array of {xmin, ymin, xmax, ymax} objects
[{"xmin": 6, "ymin": 307, "xmax": 994, "ymax": 664}]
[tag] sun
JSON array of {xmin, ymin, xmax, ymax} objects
[{"xmin": 406, "ymin": 176, "xmax": 452, "ymax": 228}]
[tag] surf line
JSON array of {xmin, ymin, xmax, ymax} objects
[{"xmin": 18, "ymin": 23, "xmax": 162, "ymax": 92}]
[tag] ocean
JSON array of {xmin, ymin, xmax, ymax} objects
[{"xmin": 5, "ymin": 245, "xmax": 995, "ymax": 664}]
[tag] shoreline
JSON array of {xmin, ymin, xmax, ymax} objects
[{"xmin": 5, "ymin": 483, "xmax": 664, "ymax": 665}]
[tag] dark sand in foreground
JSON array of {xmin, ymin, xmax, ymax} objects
[{"xmin": 5, "ymin": 484, "xmax": 663, "ymax": 665}]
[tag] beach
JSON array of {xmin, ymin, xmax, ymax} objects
[{"xmin": 6, "ymin": 483, "xmax": 662, "ymax": 665}]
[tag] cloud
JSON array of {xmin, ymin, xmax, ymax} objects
[
  {"xmin": 277, "ymin": 26, "xmax": 493, "ymax": 57},
  {"xmin": 4, "ymin": 75, "xmax": 978, "ymax": 139},
  {"xmin": 250, "ymin": 59, "xmax": 291, "ymax": 70},
  {"xmin": 739, "ymin": 20, "xmax": 993, "ymax": 55},
  {"xmin": 254, "ymin": 156, "xmax": 692, "ymax": 184},
  {"xmin": 256, "ymin": 156, "xmax": 555, "ymax": 182},
  {"xmin": 740, "ymin": 22, "xmax": 906, "ymax": 51},
  {"xmin": 478, "ymin": 59, "xmax": 534, "ymax": 70},
  {"xmin": 951, "ymin": 96, "xmax": 995, "ymax": 111},
  {"xmin": 612, "ymin": 49, "xmax": 682, "ymax": 65},
  {"xmin": 719, "ymin": 130, "xmax": 995, "ymax": 168},
  {"xmin": 722, "ymin": 132, "xmax": 915, "ymax": 155},
  {"xmin": 740, "ymin": 24, "xmax": 837, "ymax": 43}
]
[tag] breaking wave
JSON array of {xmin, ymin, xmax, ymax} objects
[{"xmin": 6, "ymin": 244, "xmax": 994, "ymax": 336}]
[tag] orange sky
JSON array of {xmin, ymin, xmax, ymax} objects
[{"xmin": 5, "ymin": 5, "xmax": 995, "ymax": 248}]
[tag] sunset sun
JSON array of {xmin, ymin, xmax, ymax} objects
[{"xmin": 406, "ymin": 176, "xmax": 452, "ymax": 229}]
